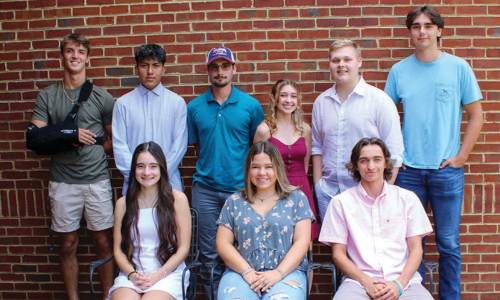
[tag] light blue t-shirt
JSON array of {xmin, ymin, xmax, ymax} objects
[
  {"xmin": 187, "ymin": 85, "xmax": 264, "ymax": 192},
  {"xmin": 384, "ymin": 52, "xmax": 482, "ymax": 169}
]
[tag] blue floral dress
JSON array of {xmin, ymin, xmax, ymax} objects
[{"xmin": 216, "ymin": 190, "xmax": 315, "ymax": 272}]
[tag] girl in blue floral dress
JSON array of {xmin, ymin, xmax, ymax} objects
[{"xmin": 216, "ymin": 141, "xmax": 315, "ymax": 300}]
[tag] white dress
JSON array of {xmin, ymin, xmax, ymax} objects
[{"xmin": 108, "ymin": 208, "xmax": 189, "ymax": 299}]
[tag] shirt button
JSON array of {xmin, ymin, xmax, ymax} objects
[
  {"xmin": 287, "ymin": 167, "xmax": 291, "ymax": 171},
  {"xmin": 287, "ymin": 146, "xmax": 291, "ymax": 150},
  {"xmin": 218, "ymin": 114, "xmax": 221, "ymax": 117},
  {"xmin": 288, "ymin": 160, "xmax": 291, "ymax": 163}
]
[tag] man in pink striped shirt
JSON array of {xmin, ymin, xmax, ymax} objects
[{"xmin": 319, "ymin": 138, "xmax": 433, "ymax": 300}]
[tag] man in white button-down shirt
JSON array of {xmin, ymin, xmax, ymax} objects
[
  {"xmin": 113, "ymin": 44, "xmax": 188, "ymax": 194},
  {"xmin": 312, "ymin": 39, "xmax": 404, "ymax": 221}
]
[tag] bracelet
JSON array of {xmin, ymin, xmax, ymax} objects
[
  {"xmin": 127, "ymin": 270, "xmax": 137, "ymax": 280},
  {"xmin": 159, "ymin": 268, "xmax": 168, "ymax": 278},
  {"xmin": 393, "ymin": 279, "xmax": 403, "ymax": 296},
  {"xmin": 276, "ymin": 268, "xmax": 285, "ymax": 279},
  {"xmin": 241, "ymin": 267, "xmax": 254, "ymax": 276}
]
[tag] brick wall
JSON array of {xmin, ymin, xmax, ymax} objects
[{"xmin": 0, "ymin": 1, "xmax": 499, "ymax": 299}]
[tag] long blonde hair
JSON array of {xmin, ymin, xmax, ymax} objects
[{"xmin": 265, "ymin": 79, "xmax": 305, "ymax": 136}]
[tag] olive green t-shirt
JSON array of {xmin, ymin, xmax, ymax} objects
[{"xmin": 32, "ymin": 82, "xmax": 115, "ymax": 183}]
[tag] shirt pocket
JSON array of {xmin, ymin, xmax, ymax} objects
[
  {"xmin": 381, "ymin": 215, "xmax": 405, "ymax": 241},
  {"xmin": 435, "ymin": 84, "xmax": 454, "ymax": 103}
]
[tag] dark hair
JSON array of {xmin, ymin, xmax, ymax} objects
[
  {"xmin": 346, "ymin": 138, "xmax": 395, "ymax": 183},
  {"xmin": 241, "ymin": 141, "xmax": 298, "ymax": 203},
  {"xmin": 60, "ymin": 33, "xmax": 90, "ymax": 55},
  {"xmin": 135, "ymin": 44, "xmax": 167, "ymax": 65},
  {"xmin": 406, "ymin": 6, "xmax": 444, "ymax": 41},
  {"xmin": 121, "ymin": 141, "xmax": 177, "ymax": 270}
]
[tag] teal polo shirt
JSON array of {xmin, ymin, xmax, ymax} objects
[{"xmin": 187, "ymin": 85, "xmax": 264, "ymax": 192}]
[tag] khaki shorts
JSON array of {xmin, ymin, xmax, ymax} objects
[{"xmin": 49, "ymin": 179, "xmax": 114, "ymax": 232}]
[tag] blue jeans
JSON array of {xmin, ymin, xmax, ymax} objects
[
  {"xmin": 218, "ymin": 269, "xmax": 307, "ymax": 300},
  {"xmin": 314, "ymin": 180, "xmax": 339, "ymax": 222},
  {"xmin": 192, "ymin": 182, "xmax": 234, "ymax": 300},
  {"xmin": 395, "ymin": 165, "xmax": 464, "ymax": 300}
]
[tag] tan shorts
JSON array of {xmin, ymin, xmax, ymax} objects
[{"xmin": 49, "ymin": 179, "xmax": 114, "ymax": 232}]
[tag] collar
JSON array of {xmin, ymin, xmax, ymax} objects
[
  {"xmin": 327, "ymin": 76, "xmax": 367, "ymax": 101},
  {"xmin": 139, "ymin": 83, "xmax": 163, "ymax": 97},
  {"xmin": 206, "ymin": 84, "xmax": 239, "ymax": 104},
  {"xmin": 356, "ymin": 180, "xmax": 388, "ymax": 203}
]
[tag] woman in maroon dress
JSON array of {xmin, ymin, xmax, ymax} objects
[{"xmin": 253, "ymin": 79, "xmax": 319, "ymax": 288}]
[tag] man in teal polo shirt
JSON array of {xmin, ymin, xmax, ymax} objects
[{"xmin": 187, "ymin": 46, "xmax": 264, "ymax": 300}]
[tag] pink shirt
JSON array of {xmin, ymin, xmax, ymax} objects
[{"xmin": 319, "ymin": 182, "xmax": 433, "ymax": 288}]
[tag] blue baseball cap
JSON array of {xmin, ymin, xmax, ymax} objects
[{"xmin": 207, "ymin": 46, "xmax": 235, "ymax": 65}]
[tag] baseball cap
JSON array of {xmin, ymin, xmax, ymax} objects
[{"xmin": 207, "ymin": 46, "xmax": 235, "ymax": 65}]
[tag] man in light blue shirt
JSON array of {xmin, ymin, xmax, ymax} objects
[
  {"xmin": 384, "ymin": 6, "xmax": 483, "ymax": 300},
  {"xmin": 187, "ymin": 46, "xmax": 264, "ymax": 299},
  {"xmin": 113, "ymin": 44, "xmax": 187, "ymax": 194}
]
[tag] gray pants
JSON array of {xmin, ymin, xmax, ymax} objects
[
  {"xmin": 333, "ymin": 281, "xmax": 433, "ymax": 300},
  {"xmin": 191, "ymin": 182, "xmax": 234, "ymax": 300}
]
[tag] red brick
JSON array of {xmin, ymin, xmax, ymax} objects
[
  {"xmin": 0, "ymin": 1, "xmax": 28, "ymax": 10},
  {"xmin": 116, "ymin": 36, "xmax": 145, "ymax": 46},
  {"xmin": 254, "ymin": 0, "xmax": 284, "ymax": 7},
  {"xmin": 130, "ymin": 4, "xmax": 159, "ymax": 13},
  {"xmin": 192, "ymin": 1, "xmax": 221, "ymax": 10},
  {"xmin": 317, "ymin": 18, "xmax": 348, "ymax": 28},
  {"xmin": 101, "ymin": 5, "xmax": 128, "ymax": 15},
  {"xmin": 0, "ymin": 11, "xmax": 14, "ymax": 20},
  {"xmin": 268, "ymin": 30, "xmax": 298, "ymax": 40},
  {"xmin": 237, "ymin": 31, "xmax": 266, "ymax": 41},
  {"xmin": 254, "ymin": 20, "xmax": 283, "ymax": 29},
  {"xmin": 237, "ymin": 10, "xmax": 265, "ymax": 19},
  {"xmin": 269, "ymin": 8, "xmax": 299, "ymax": 18},
  {"xmin": 117, "ymin": 15, "xmax": 145, "ymax": 24},
  {"xmin": 2, "ymin": 21, "xmax": 28, "ymax": 30},
  {"xmin": 475, "ymin": 17, "xmax": 500, "ymax": 26},
  {"xmin": 162, "ymin": 23, "xmax": 190, "ymax": 32},
  {"xmin": 191, "ymin": 22, "xmax": 221, "ymax": 32},
  {"xmin": 29, "ymin": 19, "xmax": 56, "ymax": 29},
  {"xmin": 268, "ymin": 51, "xmax": 298, "ymax": 60},
  {"xmin": 298, "ymin": 29, "xmax": 329, "ymax": 39},
  {"xmin": 223, "ymin": 21, "xmax": 252, "ymax": 31},
  {"xmin": 222, "ymin": 1, "xmax": 252, "ymax": 9},
  {"xmin": 285, "ymin": 41, "xmax": 314, "ymax": 50},
  {"xmin": 73, "ymin": 6, "xmax": 100, "ymax": 16},
  {"xmin": 176, "ymin": 12, "xmax": 205, "ymax": 22}
]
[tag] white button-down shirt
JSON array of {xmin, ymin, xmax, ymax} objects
[
  {"xmin": 112, "ymin": 84, "xmax": 188, "ymax": 193},
  {"xmin": 319, "ymin": 182, "xmax": 433, "ymax": 288},
  {"xmin": 311, "ymin": 77, "xmax": 404, "ymax": 196}
]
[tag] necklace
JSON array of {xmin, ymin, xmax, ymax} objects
[
  {"xmin": 139, "ymin": 196, "xmax": 158, "ymax": 208},
  {"xmin": 62, "ymin": 81, "xmax": 78, "ymax": 105},
  {"xmin": 255, "ymin": 192, "xmax": 276, "ymax": 202}
]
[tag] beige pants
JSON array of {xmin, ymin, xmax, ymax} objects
[
  {"xmin": 333, "ymin": 281, "xmax": 433, "ymax": 300},
  {"xmin": 49, "ymin": 179, "xmax": 113, "ymax": 232}
]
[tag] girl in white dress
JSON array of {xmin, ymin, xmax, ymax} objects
[{"xmin": 109, "ymin": 141, "xmax": 191, "ymax": 300}]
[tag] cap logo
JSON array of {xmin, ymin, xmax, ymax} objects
[{"xmin": 212, "ymin": 48, "xmax": 227, "ymax": 56}]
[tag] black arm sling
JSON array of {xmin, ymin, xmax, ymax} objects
[{"xmin": 26, "ymin": 80, "xmax": 103, "ymax": 155}]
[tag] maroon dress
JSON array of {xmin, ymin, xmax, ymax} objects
[{"xmin": 269, "ymin": 136, "xmax": 319, "ymax": 240}]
